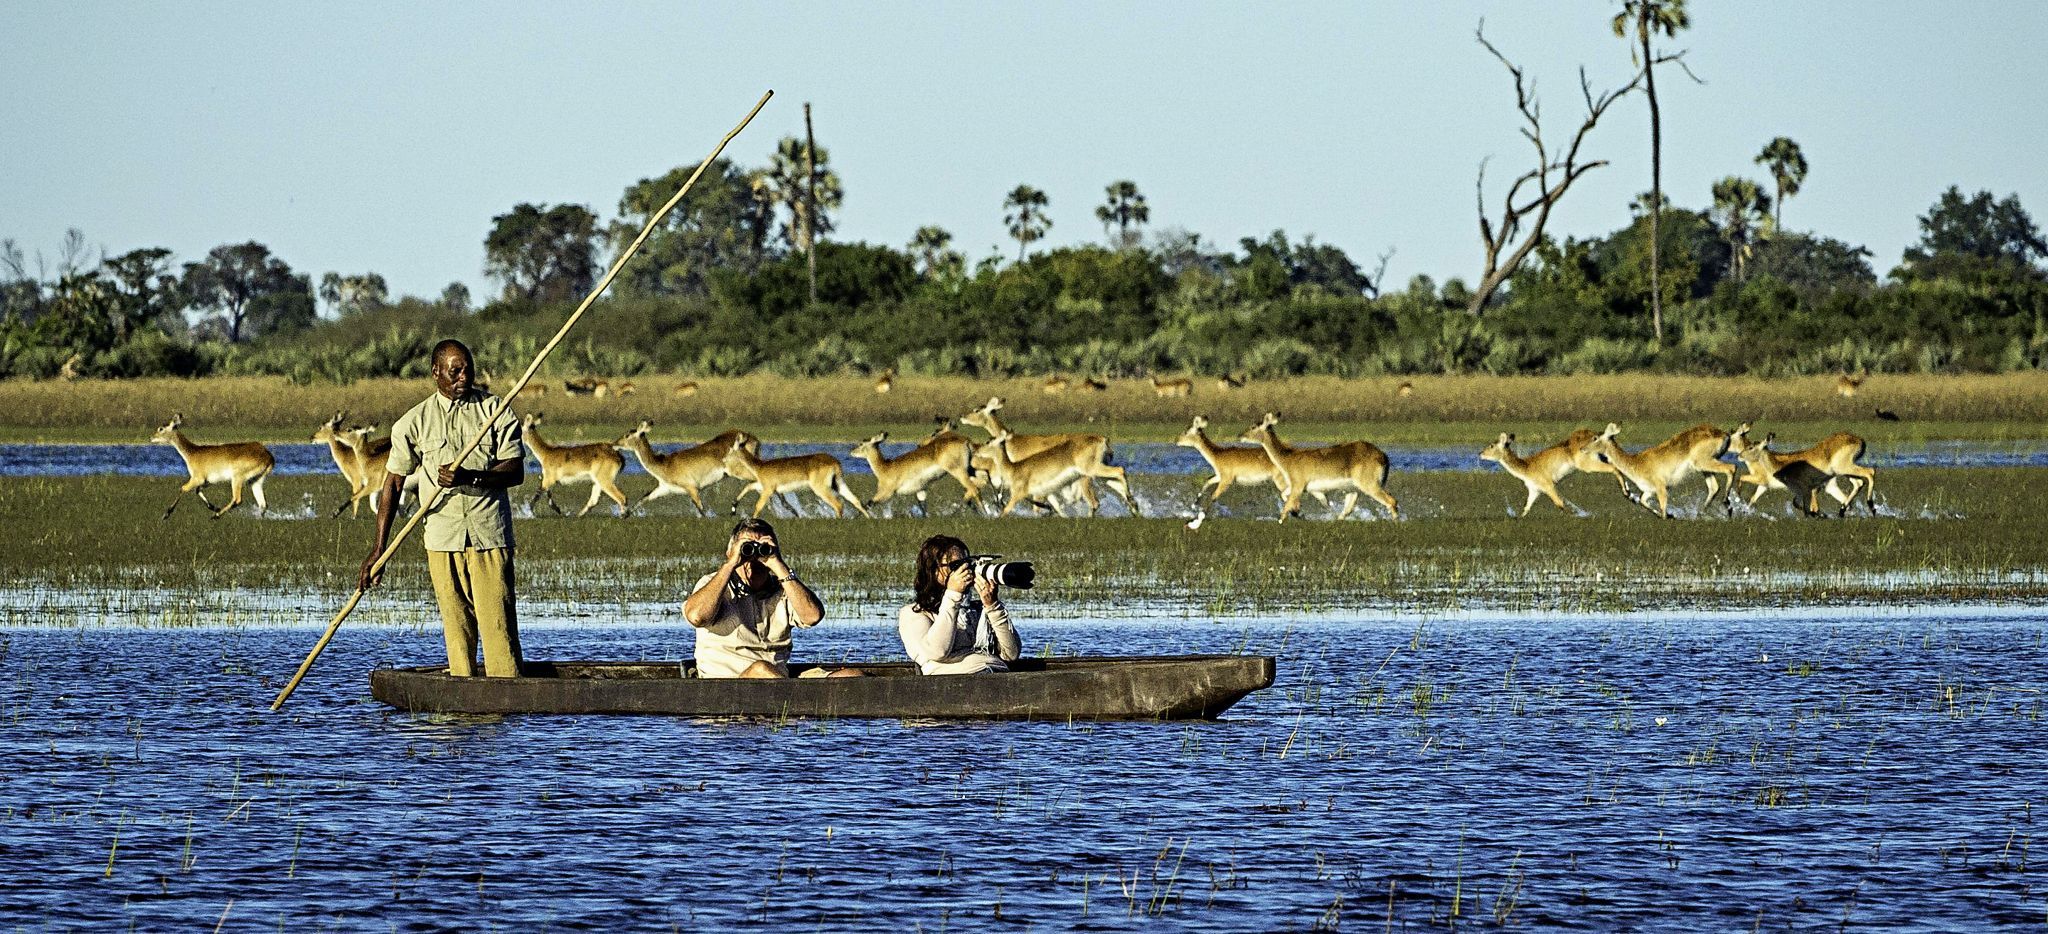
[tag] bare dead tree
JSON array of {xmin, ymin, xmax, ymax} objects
[
  {"xmin": 1365, "ymin": 247, "xmax": 1395, "ymax": 300},
  {"xmin": 1466, "ymin": 24, "xmax": 1643, "ymax": 317}
]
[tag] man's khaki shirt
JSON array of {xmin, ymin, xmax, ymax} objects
[{"xmin": 386, "ymin": 389, "xmax": 525, "ymax": 552}]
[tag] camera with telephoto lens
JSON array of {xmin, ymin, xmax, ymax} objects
[
  {"xmin": 739, "ymin": 540, "xmax": 778, "ymax": 560},
  {"xmin": 971, "ymin": 554, "xmax": 1035, "ymax": 589}
]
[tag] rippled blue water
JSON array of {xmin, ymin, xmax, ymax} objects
[
  {"xmin": 6, "ymin": 440, "xmax": 2046, "ymax": 478},
  {"xmin": 2, "ymin": 606, "xmax": 2043, "ymax": 930}
]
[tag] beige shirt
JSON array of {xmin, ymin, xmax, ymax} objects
[
  {"xmin": 385, "ymin": 389, "xmax": 525, "ymax": 552},
  {"xmin": 689, "ymin": 573, "xmax": 819, "ymax": 678}
]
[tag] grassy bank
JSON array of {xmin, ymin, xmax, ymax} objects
[
  {"xmin": 3, "ymin": 469, "xmax": 2042, "ymax": 622},
  {"xmin": 1, "ymin": 372, "xmax": 2044, "ymax": 443}
]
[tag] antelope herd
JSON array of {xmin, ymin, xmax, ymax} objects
[{"xmin": 149, "ymin": 402, "xmax": 1882, "ymax": 524}]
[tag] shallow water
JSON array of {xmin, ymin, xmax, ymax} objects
[
  {"xmin": 9, "ymin": 440, "xmax": 2047, "ymax": 478},
  {"xmin": 2, "ymin": 606, "xmax": 2044, "ymax": 930}
]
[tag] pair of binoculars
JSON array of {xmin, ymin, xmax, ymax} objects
[{"xmin": 739, "ymin": 541, "xmax": 778, "ymax": 560}]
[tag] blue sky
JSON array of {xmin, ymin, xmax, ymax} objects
[{"xmin": 4, "ymin": 2, "xmax": 2045, "ymax": 304}]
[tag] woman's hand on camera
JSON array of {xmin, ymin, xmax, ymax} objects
[
  {"xmin": 945, "ymin": 565, "xmax": 974, "ymax": 594},
  {"xmin": 973, "ymin": 575, "xmax": 999, "ymax": 604}
]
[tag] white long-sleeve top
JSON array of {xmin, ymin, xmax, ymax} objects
[{"xmin": 897, "ymin": 591, "xmax": 1021, "ymax": 675}]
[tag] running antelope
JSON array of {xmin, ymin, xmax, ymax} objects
[
  {"xmin": 1150, "ymin": 374, "xmax": 1193, "ymax": 398},
  {"xmin": 983, "ymin": 430, "xmax": 1135, "ymax": 517},
  {"xmin": 1041, "ymin": 374, "xmax": 1070, "ymax": 395},
  {"xmin": 1215, "ymin": 373, "xmax": 1246, "ymax": 391},
  {"xmin": 345, "ymin": 424, "xmax": 416, "ymax": 517},
  {"xmin": 1239, "ymin": 412, "xmax": 1398, "ymax": 522},
  {"xmin": 723, "ymin": 442, "xmax": 873, "ymax": 518},
  {"xmin": 521, "ymin": 412, "xmax": 628, "ymax": 517},
  {"xmin": 849, "ymin": 425, "xmax": 982, "ymax": 516},
  {"xmin": 1080, "ymin": 377, "xmax": 1109, "ymax": 392},
  {"xmin": 1835, "ymin": 374, "xmax": 1863, "ymax": 398},
  {"xmin": 612, "ymin": 422, "xmax": 755, "ymax": 516},
  {"xmin": 1479, "ymin": 432, "xmax": 1592, "ymax": 517},
  {"xmin": 1176, "ymin": 415, "xmax": 1284, "ymax": 519},
  {"xmin": 152, "ymin": 415, "xmax": 274, "ymax": 519},
  {"xmin": 960, "ymin": 396, "xmax": 1137, "ymax": 516},
  {"xmin": 873, "ymin": 369, "xmax": 896, "ymax": 394},
  {"xmin": 314, "ymin": 412, "xmax": 371, "ymax": 517},
  {"xmin": 1587, "ymin": 422, "xmax": 1746, "ymax": 518},
  {"xmin": 1396, "ymin": 381, "xmax": 1415, "ymax": 398},
  {"xmin": 673, "ymin": 380, "xmax": 699, "ymax": 397},
  {"xmin": 1734, "ymin": 431, "xmax": 1875, "ymax": 516}
]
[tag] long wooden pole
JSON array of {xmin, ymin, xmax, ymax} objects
[{"xmin": 272, "ymin": 90, "xmax": 774, "ymax": 711}]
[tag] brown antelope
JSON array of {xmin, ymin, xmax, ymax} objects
[
  {"xmin": 615, "ymin": 381, "xmax": 637, "ymax": 397},
  {"xmin": 723, "ymin": 441, "xmax": 873, "ymax": 518},
  {"xmin": 1561, "ymin": 427, "xmax": 1636, "ymax": 501},
  {"xmin": 515, "ymin": 383, "xmax": 547, "ymax": 401},
  {"xmin": 1587, "ymin": 422, "xmax": 1746, "ymax": 518},
  {"xmin": 521, "ymin": 412, "xmax": 628, "ymax": 517},
  {"xmin": 1176, "ymin": 415, "xmax": 1283, "ymax": 519},
  {"xmin": 1734, "ymin": 431, "xmax": 1875, "ymax": 516},
  {"xmin": 1041, "ymin": 374, "xmax": 1070, "ymax": 394},
  {"xmin": 1240, "ymin": 412, "xmax": 1398, "ymax": 522},
  {"xmin": 982, "ymin": 430, "xmax": 1134, "ymax": 517},
  {"xmin": 873, "ymin": 369, "xmax": 896, "ymax": 394},
  {"xmin": 612, "ymin": 421, "xmax": 755, "ymax": 516},
  {"xmin": 1080, "ymin": 377, "xmax": 1109, "ymax": 392},
  {"xmin": 564, "ymin": 377, "xmax": 610, "ymax": 398},
  {"xmin": 1215, "ymin": 373, "xmax": 1246, "ymax": 391},
  {"xmin": 152, "ymin": 415, "xmax": 274, "ymax": 519},
  {"xmin": 959, "ymin": 396, "xmax": 1137, "ymax": 516},
  {"xmin": 345, "ymin": 424, "xmax": 416, "ymax": 517},
  {"xmin": 314, "ymin": 412, "xmax": 370, "ymax": 517},
  {"xmin": 1835, "ymin": 374, "xmax": 1863, "ymax": 398},
  {"xmin": 849, "ymin": 425, "xmax": 982, "ymax": 515},
  {"xmin": 673, "ymin": 380, "xmax": 700, "ymax": 397},
  {"xmin": 1150, "ymin": 374, "xmax": 1193, "ymax": 398},
  {"xmin": 1478, "ymin": 432, "xmax": 1591, "ymax": 517},
  {"xmin": 1396, "ymin": 381, "xmax": 1415, "ymax": 398}
]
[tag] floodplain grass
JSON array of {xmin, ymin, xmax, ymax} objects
[
  {"xmin": 1, "ymin": 467, "xmax": 2043, "ymax": 622},
  {"xmin": 2, "ymin": 371, "xmax": 2044, "ymax": 443}
]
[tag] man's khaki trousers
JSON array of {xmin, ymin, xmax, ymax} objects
[{"xmin": 426, "ymin": 547, "xmax": 522, "ymax": 677}]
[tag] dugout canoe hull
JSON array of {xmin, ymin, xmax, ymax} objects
[{"xmin": 369, "ymin": 655, "xmax": 1275, "ymax": 720}]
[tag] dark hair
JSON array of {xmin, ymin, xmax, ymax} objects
[
  {"xmin": 731, "ymin": 517, "xmax": 776, "ymax": 541},
  {"xmin": 431, "ymin": 339, "xmax": 472, "ymax": 365},
  {"xmin": 913, "ymin": 534, "xmax": 968, "ymax": 614}
]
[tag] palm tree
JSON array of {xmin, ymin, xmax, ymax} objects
[
  {"xmin": 1003, "ymin": 185, "xmax": 1051, "ymax": 263},
  {"xmin": 908, "ymin": 225, "xmax": 963, "ymax": 279},
  {"xmin": 761, "ymin": 136, "xmax": 843, "ymax": 253},
  {"xmin": 1094, "ymin": 180, "xmax": 1149, "ymax": 248},
  {"xmin": 1755, "ymin": 137, "xmax": 1808, "ymax": 231},
  {"xmin": 1613, "ymin": 0, "xmax": 1691, "ymax": 343},
  {"xmin": 1711, "ymin": 176, "xmax": 1771, "ymax": 282}
]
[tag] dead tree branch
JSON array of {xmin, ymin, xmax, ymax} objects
[{"xmin": 1467, "ymin": 23, "xmax": 1643, "ymax": 316}]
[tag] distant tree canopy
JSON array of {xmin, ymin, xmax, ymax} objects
[
  {"xmin": 484, "ymin": 203, "xmax": 599, "ymax": 304},
  {"xmin": 1897, "ymin": 186, "xmax": 2048, "ymax": 283},
  {"xmin": 181, "ymin": 241, "xmax": 315, "ymax": 343}
]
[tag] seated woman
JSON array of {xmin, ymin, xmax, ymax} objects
[{"xmin": 898, "ymin": 534, "xmax": 1022, "ymax": 675}]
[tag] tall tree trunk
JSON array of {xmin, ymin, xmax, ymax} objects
[
  {"xmin": 803, "ymin": 103, "xmax": 818, "ymax": 308},
  {"xmin": 1641, "ymin": 10, "xmax": 1663, "ymax": 344}
]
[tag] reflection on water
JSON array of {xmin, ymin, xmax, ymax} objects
[
  {"xmin": 1, "ymin": 607, "xmax": 2044, "ymax": 929},
  {"xmin": 9, "ymin": 440, "xmax": 2048, "ymax": 477}
]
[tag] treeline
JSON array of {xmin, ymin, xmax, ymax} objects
[{"xmin": 4, "ymin": 146, "xmax": 2045, "ymax": 382}]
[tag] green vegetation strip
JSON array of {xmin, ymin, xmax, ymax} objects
[
  {"xmin": 1, "ymin": 373, "xmax": 2044, "ymax": 443},
  {"xmin": 3, "ymin": 469, "xmax": 2042, "ymax": 624}
]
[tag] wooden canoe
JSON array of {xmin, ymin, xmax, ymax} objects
[{"xmin": 369, "ymin": 654, "xmax": 1275, "ymax": 721}]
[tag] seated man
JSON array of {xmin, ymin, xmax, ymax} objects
[{"xmin": 681, "ymin": 518, "xmax": 858, "ymax": 678}]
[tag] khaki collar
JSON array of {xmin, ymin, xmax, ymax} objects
[{"xmin": 432, "ymin": 388, "xmax": 486, "ymax": 412}]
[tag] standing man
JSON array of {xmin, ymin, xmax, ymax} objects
[{"xmin": 358, "ymin": 339, "xmax": 528, "ymax": 678}]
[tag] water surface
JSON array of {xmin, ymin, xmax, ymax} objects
[{"xmin": 2, "ymin": 605, "xmax": 2043, "ymax": 930}]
